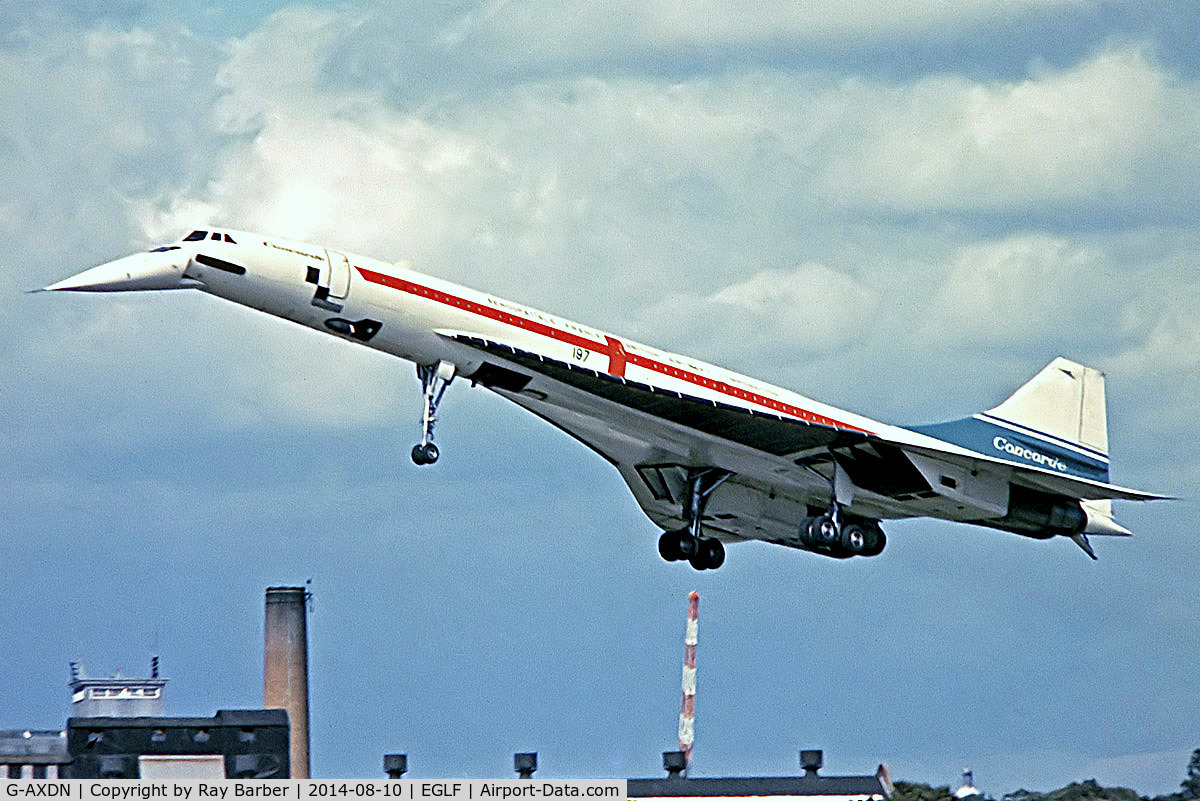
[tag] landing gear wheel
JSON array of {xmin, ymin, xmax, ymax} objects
[
  {"xmin": 659, "ymin": 530, "xmax": 681, "ymax": 561},
  {"xmin": 686, "ymin": 538, "xmax": 725, "ymax": 571},
  {"xmin": 807, "ymin": 514, "xmax": 838, "ymax": 546},
  {"xmin": 411, "ymin": 443, "xmax": 439, "ymax": 465},
  {"xmin": 838, "ymin": 520, "xmax": 886, "ymax": 557},
  {"xmin": 798, "ymin": 507, "xmax": 887, "ymax": 559},
  {"xmin": 658, "ymin": 530, "xmax": 698, "ymax": 562},
  {"xmin": 862, "ymin": 527, "xmax": 886, "ymax": 557},
  {"xmin": 839, "ymin": 522, "xmax": 868, "ymax": 555},
  {"xmin": 706, "ymin": 538, "xmax": 725, "ymax": 569},
  {"xmin": 660, "ymin": 469, "xmax": 733, "ymax": 568},
  {"xmin": 675, "ymin": 531, "xmax": 699, "ymax": 560}
]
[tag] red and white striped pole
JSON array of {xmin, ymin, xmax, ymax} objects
[{"xmin": 678, "ymin": 591, "xmax": 700, "ymax": 770}]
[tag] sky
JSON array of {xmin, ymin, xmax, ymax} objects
[{"xmin": 2, "ymin": 0, "xmax": 1199, "ymax": 794}]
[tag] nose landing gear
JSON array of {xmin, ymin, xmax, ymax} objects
[{"xmin": 411, "ymin": 361, "xmax": 456, "ymax": 466}]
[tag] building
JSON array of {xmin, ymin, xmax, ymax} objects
[
  {"xmin": 380, "ymin": 749, "xmax": 894, "ymax": 799},
  {"xmin": 629, "ymin": 774, "xmax": 893, "ymax": 801},
  {"xmin": 69, "ymin": 659, "xmax": 167, "ymax": 718},
  {"xmin": 1, "ymin": 658, "xmax": 289, "ymax": 780},
  {"xmin": 64, "ymin": 709, "xmax": 289, "ymax": 779},
  {"xmin": 631, "ymin": 749, "xmax": 892, "ymax": 801},
  {"xmin": 0, "ymin": 730, "xmax": 69, "ymax": 779}
]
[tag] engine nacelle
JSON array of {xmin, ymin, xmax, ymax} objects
[{"xmin": 988, "ymin": 486, "xmax": 1086, "ymax": 539}]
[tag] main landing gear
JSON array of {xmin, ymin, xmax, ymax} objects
[
  {"xmin": 792, "ymin": 456, "xmax": 886, "ymax": 559},
  {"xmin": 411, "ymin": 361, "xmax": 456, "ymax": 466},
  {"xmin": 797, "ymin": 506, "xmax": 886, "ymax": 558},
  {"xmin": 658, "ymin": 468, "xmax": 731, "ymax": 571}
]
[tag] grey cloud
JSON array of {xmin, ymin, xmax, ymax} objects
[
  {"xmin": 124, "ymin": 22, "xmax": 1200, "ymax": 443},
  {"xmin": 0, "ymin": 21, "xmax": 222, "ymax": 287},
  {"xmin": 0, "ymin": 1, "xmax": 148, "ymax": 46},
  {"xmin": 815, "ymin": 46, "xmax": 1200, "ymax": 221},
  {"xmin": 312, "ymin": 0, "xmax": 1133, "ymax": 104},
  {"xmin": 9, "ymin": 8, "xmax": 1195, "ymax": 449}
]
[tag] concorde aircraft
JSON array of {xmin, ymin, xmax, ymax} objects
[{"xmin": 41, "ymin": 228, "xmax": 1166, "ymax": 569}]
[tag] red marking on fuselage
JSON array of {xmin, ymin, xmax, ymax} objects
[
  {"xmin": 354, "ymin": 266, "xmax": 872, "ymax": 435},
  {"xmin": 605, "ymin": 336, "xmax": 627, "ymax": 378}
]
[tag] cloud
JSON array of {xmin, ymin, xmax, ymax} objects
[
  {"xmin": 921, "ymin": 235, "xmax": 1120, "ymax": 350},
  {"xmin": 10, "ymin": 7, "xmax": 1200, "ymax": 444},
  {"xmin": 638, "ymin": 263, "xmax": 880, "ymax": 371},
  {"xmin": 431, "ymin": 0, "xmax": 1097, "ymax": 66},
  {"xmin": 0, "ymin": 0, "xmax": 148, "ymax": 44},
  {"xmin": 816, "ymin": 45, "xmax": 1200, "ymax": 217},
  {"xmin": 0, "ymin": 18, "xmax": 221, "ymax": 289}
]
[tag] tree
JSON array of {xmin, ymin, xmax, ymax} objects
[
  {"xmin": 1182, "ymin": 749, "xmax": 1200, "ymax": 799},
  {"xmin": 892, "ymin": 782, "xmax": 956, "ymax": 801}
]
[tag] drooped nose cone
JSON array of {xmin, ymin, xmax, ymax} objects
[{"xmin": 42, "ymin": 250, "xmax": 196, "ymax": 292}]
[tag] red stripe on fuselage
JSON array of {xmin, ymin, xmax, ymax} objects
[{"xmin": 355, "ymin": 266, "xmax": 872, "ymax": 435}]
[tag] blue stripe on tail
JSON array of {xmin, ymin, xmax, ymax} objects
[{"xmin": 907, "ymin": 415, "xmax": 1110, "ymax": 483}]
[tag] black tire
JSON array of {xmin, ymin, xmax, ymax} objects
[
  {"xmin": 676, "ymin": 531, "xmax": 699, "ymax": 560},
  {"xmin": 862, "ymin": 526, "xmax": 886, "ymax": 557},
  {"xmin": 688, "ymin": 538, "xmax": 726, "ymax": 571},
  {"xmin": 411, "ymin": 443, "xmax": 439, "ymax": 465},
  {"xmin": 704, "ymin": 538, "xmax": 725, "ymax": 569},
  {"xmin": 808, "ymin": 515, "xmax": 838, "ymax": 545},
  {"xmin": 839, "ymin": 522, "xmax": 869, "ymax": 555},
  {"xmin": 659, "ymin": 530, "xmax": 682, "ymax": 561},
  {"xmin": 798, "ymin": 516, "xmax": 817, "ymax": 547}
]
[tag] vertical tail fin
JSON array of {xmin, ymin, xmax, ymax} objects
[
  {"xmin": 975, "ymin": 357, "xmax": 1111, "ymax": 482},
  {"xmin": 983, "ymin": 356, "xmax": 1109, "ymax": 456},
  {"xmin": 909, "ymin": 357, "xmax": 1112, "ymax": 483}
]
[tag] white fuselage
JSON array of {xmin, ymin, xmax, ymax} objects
[
  {"xmin": 43, "ymin": 227, "xmax": 1156, "ymax": 561},
  {"xmin": 177, "ymin": 230, "xmax": 966, "ymax": 534},
  {"xmin": 198, "ymin": 231, "xmax": 886, "ymax": 429},
  {"xmin": 55, "ymin": 228, "xmax": 1102, "ymax": 546}
]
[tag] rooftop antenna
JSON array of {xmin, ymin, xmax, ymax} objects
[{"xmin": 678, "ymin": 592, "xmax": 699, "ymax": 772}]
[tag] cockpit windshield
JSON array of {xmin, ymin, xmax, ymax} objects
[{"xmin": 182, "ymin": 230, "xmax": 236, "ymax": 244}]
